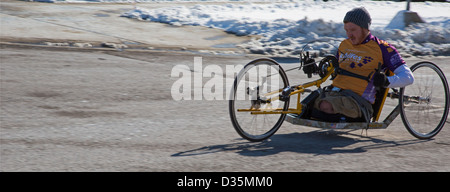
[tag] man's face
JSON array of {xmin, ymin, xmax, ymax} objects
[{"xmin": 344, "ymin": 22, "xmax": 369, "ymax": 45}]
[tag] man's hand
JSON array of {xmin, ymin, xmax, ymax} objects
[{"xmin": 373, "ymin": 71, "xmax": 390, "ymax": 88}]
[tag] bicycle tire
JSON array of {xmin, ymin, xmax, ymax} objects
[
  {"xmin": 399, "ymin": 61, "xmax": 449, "ymax": 139},
  {"xmin": 229, "ymin": 58, "xmax": 290, "ymax": 142}
]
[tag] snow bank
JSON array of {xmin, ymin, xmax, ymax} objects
[
  {"xmin": 30, "ymin": 0, "xmax": 305, "ymax": 3},
  {"xmin": 121, "ymin": 1, "xmax": 450, "ymax": 56}
]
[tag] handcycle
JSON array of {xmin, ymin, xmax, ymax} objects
[{"xmin": 229, "ymin": 45, "xmax": 449, "ymax": 142}]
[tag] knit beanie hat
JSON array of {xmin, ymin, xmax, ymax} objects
[{"xmin": 343, "ymin": 7, "xmax": 372, "ymax": 29}]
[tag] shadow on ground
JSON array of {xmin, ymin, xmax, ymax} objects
[{"xmin": 172, "ymin": 130, "xmax": 429, "ymax": 157}]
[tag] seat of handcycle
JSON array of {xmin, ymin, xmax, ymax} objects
[
  {"xmin": 296, "ymin": 82, "xmax": 390, "ymax": 124},
  {"xmin": 285, "ymin": 67, "xmax": 392, "ymax": 128},
  {"xmin": 309, "ymin": 108, "xmax": 366, "ymax": 122}
]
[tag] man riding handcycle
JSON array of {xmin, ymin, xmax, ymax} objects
[{"xmin": 229, "ymin": 7, "xmax": 449, "ymax": 142}]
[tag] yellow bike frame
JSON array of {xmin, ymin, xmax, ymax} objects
[
  {"xmin": 236, "ymin": 60, "xmax": 396, "ymax": 129},
  {"xmin": 237, "ymin": 62, "xmax": 334, "ymax": 115}
]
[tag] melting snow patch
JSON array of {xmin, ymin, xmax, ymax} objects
[{"xmin": 121, "ymin": 1, "xmax": 449, "ymax": 56}]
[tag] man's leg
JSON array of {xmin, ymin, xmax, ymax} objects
[
  {"xmin": 319, "ymin": 100, "xmax": 334, "ymax": 114},
  {"xmin": 314, "ymin": 92, "xmax": 362, "ymax": 118}
]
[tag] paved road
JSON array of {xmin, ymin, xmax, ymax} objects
[
  {"xmin": 1, "ymin": 44, "xmax": 449, "ymax": 171},
  {"xmin": 0, "ymin": 0, "xmax": 252, "ymax": 54}
]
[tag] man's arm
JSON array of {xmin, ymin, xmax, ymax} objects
[
  {"xmin": 387, "ymin": 64, "xmax": 414, "ymax": 88},
  {"xmin": 377, "ymin": 40, "xmax": 415, "ymax": 88}
]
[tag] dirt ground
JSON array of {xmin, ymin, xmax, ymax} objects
[{"xmin": 1, "ymin": 0, "xmax": 449, "ymax": 172}]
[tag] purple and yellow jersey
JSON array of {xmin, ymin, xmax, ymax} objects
[{"xmin": 333, "ymin": 33, "xmax": 405, "ymax": 103}]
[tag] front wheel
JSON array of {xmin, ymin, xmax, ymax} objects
[
  {"xmin": 399, "ymin": 61, "xmax": 449, "ymax": 139},
  {"xmin": 229, "ymin": 58, "xmax": 290, "ymax": 142}
]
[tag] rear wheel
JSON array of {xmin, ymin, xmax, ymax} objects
[
  {"xmin": 399, "ymin": 61, "xmax": 449, "ymax": 139},
  {"xmin": 229, "ymin": 58, "xmax": 289, "ymax": 142}
]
